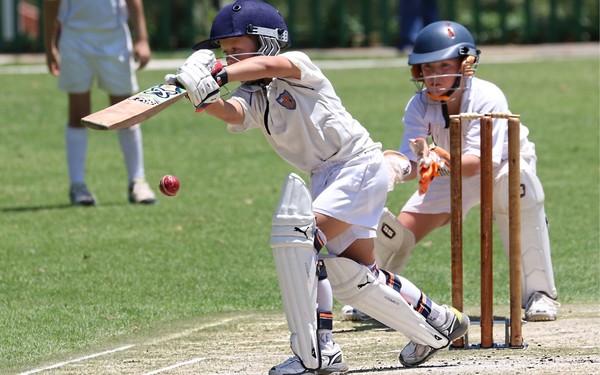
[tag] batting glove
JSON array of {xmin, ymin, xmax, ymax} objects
[
  {"xmin": 383, "ymin": 150, "xmax": 411, "ymax": 192},
  {"xmin": 166, "ymin": 51, "xmax": 221, "ymax": 111},
  {"xmin": 409, "ymin": 138, "xmax": 451, "ymax": 195},
  {"xmin": 185, "ymin": 49, "xmax": 217, "ymax": 72}
]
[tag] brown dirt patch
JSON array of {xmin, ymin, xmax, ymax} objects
[{"xmin": 23, "ymin": 304, "xmax": 599, "ymax": 374}]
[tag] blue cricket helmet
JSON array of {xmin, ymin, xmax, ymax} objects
[
  {"xmin": 193, "ymin": 0, "xmax": 290, "ymax": 55},
  {"xmin": 408, "ymin": 21, "xmax": 479, "ymax": 66}
]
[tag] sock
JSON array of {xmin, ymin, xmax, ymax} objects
[
  {"xmin": 318, "ymin": 311, "xmax": 334, "ymax": 350},
  {"xmin": 318, "ymin": 329, "xmax": 334, "ymax": 350},
  {"xmin": 317, "ymin": 274, "xmax": 334, "ymax": 351},
  {"xmin": 317, "ymin": 278, "xmax": 333, "ymax": 312},
  {"xmin": 65, "ymin": 126, "xmax": 88, "ymax": 184},
  {"xmin": 118, "ymin": 124, "xmax": 144, "ymax": 181}
]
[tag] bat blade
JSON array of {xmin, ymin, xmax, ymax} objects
[{"xmin": 82, "ymin": 84, "xmax": 186, "ymax": 130}]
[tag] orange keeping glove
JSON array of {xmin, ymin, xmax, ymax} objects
[{"xmin": 409, "ymin": 138, "xmax": 451, "ymax": 195}]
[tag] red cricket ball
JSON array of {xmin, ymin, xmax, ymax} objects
[{"xmin": 159, "ymin": 175, "xmax": 180, "ymax": 196}]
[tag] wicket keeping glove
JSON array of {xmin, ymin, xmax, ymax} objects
[
  {"xmin": 383, "ymin": 150, "xmax": 411, "ymax": 192},
  {"xmin": 409, "ymin": 138, "xmax": 451, "ymax": 195}
]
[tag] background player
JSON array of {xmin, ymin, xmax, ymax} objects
[
  {"xmin": 44, "ymin": 0, "xmax": 156, "ymax": 205},
  {"xmin": 377, "ymin": 20, "xmax": 559, "ymax": 322},
  {"xmin": 166, "ymin": 1, "xmax": 469, "ymax": 372}
]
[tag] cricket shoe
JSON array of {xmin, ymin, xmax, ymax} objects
[
  {"xmin": 129, "ymin": 178, "xmax": 156, "ymax": 204},
  {"xmin": 70, "ymin": 183, "xmax": 96, "ymax": 206},
  {"xmin": 399, "ymin": 306, "xmax": 469, "ymax": 368},
  {"xmin": 269, "ymin": 343, "xmax": 349, "ymax": 375},
  {"xmin": 525, "ymin": 291, "xmax": 560, "ymax": 321},
  {"xmin": 340, "ymin": 305, "xmax": 371, "ymax": 321}
]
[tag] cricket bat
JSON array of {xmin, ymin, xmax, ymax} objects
[
  {"xmin": 81, "ymin": 84, "xmax": 186, "ymax": 130},
  {"xmin": 82, "ymin": 61, "xmax": 223, "ymax": 131}
]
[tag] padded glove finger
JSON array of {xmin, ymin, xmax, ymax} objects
[{"xmin": 183, "ymin": 49, "xmax": 216, "ymax": 72}]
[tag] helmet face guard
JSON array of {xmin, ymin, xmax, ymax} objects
[
  {"xmin": 193, "ymin": 0, "xmax": 290, "ymax": 57},
  {"xmin": 408, "ymin": 21, "xmax": 480, "ymax": 103},
  {"xmin": 411, "ymin": 55, "xmax": 478, "ymax": 103}
]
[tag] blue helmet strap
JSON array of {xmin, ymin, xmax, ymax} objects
[{"xmin": 441, "ymin": 75, "xmax": 462, "ymax": 127}]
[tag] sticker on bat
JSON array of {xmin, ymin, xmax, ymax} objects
[{"xmin": 129, "ymin": 84, "xmax": 185, "ymax": 106}]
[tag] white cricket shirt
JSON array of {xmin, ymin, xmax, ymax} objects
[
  {"xmin": 399, "ymin": 76, "xmax": 531, "ymax": 166},
  {"xmin": 227, "ymin": 51, "xmax": 378, "ymax": 174}
]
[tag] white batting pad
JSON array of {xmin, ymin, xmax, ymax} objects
[
  {"xmin": 322, "ymin": 256, "xmax": 449, "ymax": 349},
  {"xmin": 271, "ymin": 173, "xmax": 320, "ymax": 370},
  {"xmin": 494, "ymin": 168, "xmax": 557, "ymax": 305},
  {"xmin": 271, "ymin": 173, "xmax": 315, "ymax": 249}
]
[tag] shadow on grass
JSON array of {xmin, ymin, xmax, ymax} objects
[
  {"xmin": 1, "ymin": 202, "xmax": 125, "ymax": 212},
  {"xmin": 336, "ymin": 319, "xmax": 393, "ymax": 334},
  {"xmin": 347, "ymin": 363, "xmax": 461, "ymax": 373}
]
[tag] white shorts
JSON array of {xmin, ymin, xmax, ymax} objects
[
  {"xmin": 57, "ymin": 25, "xmax": 138, "ymax": 95},
  {"xmin": 310, "ymin": 149, "xmax": 388, "ymax": 240},
  {"xmin": 402, "ymin": 151, "xmax": 538, "ymax": 219}
]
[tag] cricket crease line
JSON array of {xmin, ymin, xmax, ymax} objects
[
  {"xmin": 19, "ymin": 344, "xmax": 135, "ymax": 375},
  {"xmin": 147, "ymin": 314, "xmax": 253, "ymax": 345},
  {"xmin": 142, "ymin": 358, "xmax": 205, "ymax": 375}
]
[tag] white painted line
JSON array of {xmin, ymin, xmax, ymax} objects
[
  {"xmin": 142, "ymin": 357, "xmax": 205, "ymax": 375},
  {"xmin": 147, "ymin": 315, "xmax": 249, "ymax": 345},
  {"xmin": 19, "ymin": 344, "xmax": 135, "ymax": 375}
]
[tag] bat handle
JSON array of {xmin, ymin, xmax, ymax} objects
[{"xmin": 212, "ymin": 60, "xmax": 226, "ymax": 87}]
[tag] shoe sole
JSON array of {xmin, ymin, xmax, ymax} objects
[
  {"xmin": 268, "ymin": 363, "xmax": 348, "ymax": 375},
  {"xmin": 526, "ymin": 313, "xmax": 556, "ymax": 322},
  {"xmin": 399, "ymin": 346, "xmax": 435, "ymax": 368},
  {"xmin": 316, "ymin": 362, "xmax": 349, "ymax": 374},
  {"xmin": 399, "ymin": 311, "xmax": 470, "ymax": 368},
  {"xmin": 129, "ymin": 195, "xmax": 157, "ymax": 204}
]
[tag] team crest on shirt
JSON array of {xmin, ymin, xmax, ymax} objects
[{"xmin": 276, "ymin": 90, "xmax": 296, "ymax": 110}]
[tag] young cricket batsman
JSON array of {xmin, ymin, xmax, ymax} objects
[{"xmin": 166, "ymin": 1, "xmax": 469, "ymax": 373}]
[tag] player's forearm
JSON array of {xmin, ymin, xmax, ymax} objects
[
  {"xmin": 225, "ymin": 56, "xmax": 301, "ymax": 83},
  {"xmin": 42, "ymin": 0, "xmax": 60, "ymax": 53},
  {"xmin": 205, "ymin": 98, "xmax": 245, "ymax": 125},
  {"xmin": 126, "ymin": 0, "xmax": 149, "ymax": 42}
]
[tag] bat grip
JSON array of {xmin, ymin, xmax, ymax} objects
[{"xmin": 212, "ymin": 60, "xmax": 226, "ymax": 86}]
